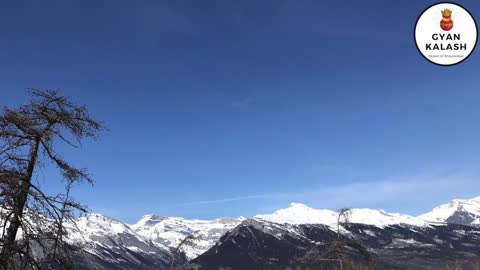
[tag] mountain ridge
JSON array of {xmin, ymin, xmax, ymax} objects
[
  {"xmin": 41, "ymin": 195, "xmax": 480, "ymax": 269},
  {"xmin": 68, "ymin": 195, "xmax": 480, "ymax": 262}
]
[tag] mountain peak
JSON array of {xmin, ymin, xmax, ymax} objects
[
  {"xmin": 254, "ymin": 203, "xmax": 427, "ymax": 228},
  {"xmin": 255, "ymin": 203, "xmax": 338, "ymax": 225},
  {"xmin": 289, "ymin": 202, "xmax": 311, "ymax": 208},
  {"xmin": 141, "ymin": 214, "xmax": 165, "ymax": 220},
  {"xmin": 129, "ymin": 214, "xmax": 244, "ymax": 260},
  {"xmin": 130, "ymin": 214, "xmax": 168, "ymax": 230},
  {"xmin": 419, "ymin": 196, "xmax": 480, "ymax": 225}
]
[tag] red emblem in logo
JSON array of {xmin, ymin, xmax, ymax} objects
[{"xmin": 441, "ymin": 9, "xmax": 453, "ymax": 31}]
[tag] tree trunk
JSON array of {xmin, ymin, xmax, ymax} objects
[{"xmin": 0, "ymin": 137, "xmax": 40, "ymax": 268}]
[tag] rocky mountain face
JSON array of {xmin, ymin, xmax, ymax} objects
[
  {"xmin": 130, "ymin": 214, "xmax": 244, "ymax": 259},
  {"xmin": 181, "ymin": 219, "xmax": 480, "ymax": 270},
  {"xmin": 56, "ymin": 196, "xmax": 480, "ymax": 269},
  {"xmin": 61, "ymin": 213, "xmax": 243, "ymax": 269},
  {"xmin": 64, "ymin": 214, "xmax": 184, "ymax": 270},
  {"xmin": 419, "ymin": 196, "xmax": 480, "ymax": 225}
]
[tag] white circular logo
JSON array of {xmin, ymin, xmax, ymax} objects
[{"xmin": 415, "ymin": 2, "xmax": 478, "ymax": 66}]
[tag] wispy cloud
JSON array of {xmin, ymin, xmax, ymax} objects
[
  {"xmin": 231, "ymin": 96, "xmax": 254, "ymax": 107},
  {"xmin": 178, "ymin": 170, "xmax": 480, "ymax": 215},
  {"xmin": 178, "ymin": 192, "xmax": 292, "ymax": 206}
]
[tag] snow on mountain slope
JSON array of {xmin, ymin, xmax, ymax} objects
[
  {"xmin": 131, "ymin": 215, "xmax": 244, "ymax": 260},
  {"xmin": 347, "ymin": 208, "xmax": 428, "ymax": 227},
  {"xmin": 255, "ymin": 203, "xmax": 338, "ymax": 225},
  {"xmin": 66, "ymin": 214, "xmax": 148, "ymax": 243},
  {"xmin": 65, "ymin": 214, "xmax": 172, "ymax": 253},
  {"xmin": 419, "ymin": 197, "xmax": 480, "ymax": 225},
  {"xmin": 254, "ymin": 203, "xmax": 428, "ymax": 228},
  {"xmin": 6, "ymin": 197, "xmax": 480, "ymax": 268},
  {"xmin": 62, "ymin": 214, "xmax": 178, "ymax": 269},
  {"xmin": 15, "ymin": 197, "xmax": 480, "ymax": 267},
  {"xmin": 187, "ymin": 218, "xmax": 480, "ymax": 270}
]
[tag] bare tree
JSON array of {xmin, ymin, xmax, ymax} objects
[
  {"xmin": 169, "ymin": 233, "xmax": 199, "ymax": 270},
  {"xmin": 0, "ymin": 89, "xmax": 106, "ymax": 269},
  {"xmin": 291, "ymin": 207, "xmax": 376, "ymax": 270},
  {"xmin": 336, "ymin": 208, "xmax": 351, "ymax": 270}
]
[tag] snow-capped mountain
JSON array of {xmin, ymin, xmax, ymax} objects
[
  {"xmin": 419, "ymin": 196, "xmax": 480, "ymax": 225},
  {"xmin": 130, "ymin": 215, "xmax": 244, "ymax": 259},
  {"xmin": 64, "ymin": 214, "xmax": 179, "ymax": 269},
  {"xmin": 255, "ymin": 202, "xmax": 428, "ymax": 228},
  {"xmin": 183, "ymin": 218, "xmax": 480, "ymax": 270},
  {"xmin": 15, "ymin": 195, "xmax": 480, "ymax": 269},
  {"xmin": 67, "ymin": 213, "xmax": 149, "ymax": 243}
]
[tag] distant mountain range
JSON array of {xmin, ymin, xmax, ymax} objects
[{"xmin": 63, "ymin": 196, "xmax": 480, "ymax": 269}]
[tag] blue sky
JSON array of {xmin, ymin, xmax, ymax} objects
[{"xmin": 2, "ymin": 0, "xmax": 480, "ymax": 223}]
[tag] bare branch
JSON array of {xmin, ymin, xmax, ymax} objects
[{"xmin": 0, "ymin": 89, "xmax": 105, "ymax": 268}]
